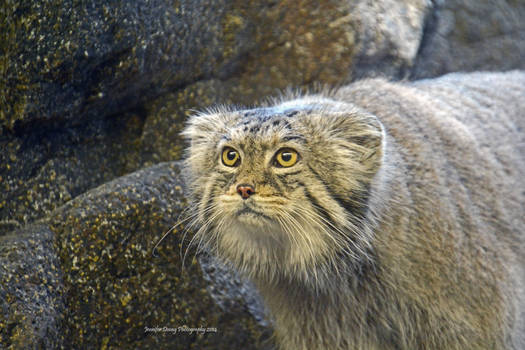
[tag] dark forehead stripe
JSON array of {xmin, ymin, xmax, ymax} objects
[
  {"xmin": 242, "ymin": 108, "xmax": 273, "ymax": 121},
  {"xmin": 285, "ymin": 110, "xmax": 300, "ymax": 118},
  {"xmin": 243, "ymin": 110, "xmax": 259, "ymax": 117},
  {"xmin": 282, "ymin": 120, "xmax": 292, "ymax": 129},
  {"xmin": 236, "ymin": 110, "xmax": 281, "ymax": 128},
  {"xmin": 233, "ymin": 109, "xmax": 303, "ymax": 140},
  {"xmin": 282, "ymin": 135, "xmax": 306, "ymax": 143}
]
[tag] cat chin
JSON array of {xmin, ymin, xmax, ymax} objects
[
  {"xmin": 227, "ymin": 216, "xmax": 284, "ymax": 242},
  {"xmin": 235, "ymin": 212, "xmax": 271, "ymax": 227}
]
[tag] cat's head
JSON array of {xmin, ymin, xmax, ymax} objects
[{"xmin": 181, "ymin": 97, "xmax": 384, "ymax": 285}]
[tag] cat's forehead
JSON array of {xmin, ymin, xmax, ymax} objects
[
  {"xmin": 228, "ymin": 107, "xmax": 302, "ymax": 137},
  {"xmin": 215, "ymin": 108, "xmax": 308, "ymax": 153}
]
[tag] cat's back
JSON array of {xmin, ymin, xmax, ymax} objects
[{"xmin": 336, "ymin": 71, "xmax": 525, "ymax": 349}]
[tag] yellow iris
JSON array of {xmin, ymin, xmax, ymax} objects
[
  {"xmin": 222, "ymin": 147, "xmax": 240, "ymax": 166},
  {"xmin": 275, "ymin": 148, "xmax": 298, "ymax": 167}
]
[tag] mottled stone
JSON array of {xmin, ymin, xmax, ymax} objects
[
  {"xmin": 0, "ymin": 224, "xmax": 64, "ymax": 349},
  {"xmin": 350, "ymin": 0, "xmax": 432, "ymax": 78},
  {"xmin": 199, "ymin": 253, "xmax": 270, "ymax": 328},
  {"xmin": 46, "ymin": 162, "xmax": 272, "ymax": 349},
  {"xmin": 0, "ymin": 110, "xmax": 146, "ymax": 235},
  {"xmin": 412, "ymin": 0, "xmax": 525, "ymax": 78},
  {"xmin": 0, "ymin": 0, "xmax": 235, "ymax": 132}
]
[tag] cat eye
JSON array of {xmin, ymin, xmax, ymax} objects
[
  {"xmin": 274, "ymin": 148, "xmax": 298, "ymax": 168},
  {"xmin": 221, "ymin": 147, "xmax": 240, "ymax": 167}
]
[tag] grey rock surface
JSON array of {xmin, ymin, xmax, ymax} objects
[
  {"xmin": 2, "ymin": 162, "xmax": 272, "ymax": 349},
  {"xmin": 199, "ymin": 252, "xmax": 270, "ymax": 328},
  {"xmin": 412, "ymin": 0, "xmax": 525, "ymax": 78},
  {"xmin": 1, "ymin": 0, "xmax": 234, "ymax": 131},
  {"xmin": 0, "ymin": 224, "xmax": 64, "ymax": 349},
  {"xmin": 350, "ymin": 0, "xmax": 432, "ymax": 78}
]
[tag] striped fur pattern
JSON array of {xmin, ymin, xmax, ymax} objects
[{"xmin": 181, "ymin": 71, "xmax": 525, "ymax": 350}]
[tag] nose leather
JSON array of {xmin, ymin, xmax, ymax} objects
[{"xmin": 236, "ymin": 184, "xmax": 255, "ymax": 199}]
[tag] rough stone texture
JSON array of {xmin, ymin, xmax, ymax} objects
[
  {"xmin": 412, "ymin": 0, "xmax": 525, "ymax": 78},
  {"xmin": 2, "ymin": 0, "xmax": 525, "ymax": 348},
  {"xmin": 0, "ymin": 162, "xmax": 272, "ymax": 349},
  {"xmin": 0, "ymin": 224, "xmax": 64, "ymax": 349},
  {"xmin": 199, "ymin": 253, "xmax": 270, "ymax": 328},
  {"xmin": 1, "ymin": 0, "xmax": 234, "ymax": 232},
  {"xmin": 49, "ymin": 162, "xmax": 271, "ymax": 349},
  {"xmin": 0, "ymin": 110, "xmax": 146, "ymax": 235},
  {"xmin": 350, "ymin": 0, "xmax": 431, "ymax": 78},
  {"xmin": 0, "ymin": 0, "xmax": 434, "ymax": 232},
  {"xmin": 0, "ymin": 0, "xmax": 233, "ymax": 131}
]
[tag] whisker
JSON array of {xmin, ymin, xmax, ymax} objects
[
  {"xmin": 179, "ymin": 204, "xmax": 217, "ymax": 258},
  {"xmin": 302, "ymin": 202, "xmax": 369, "ymax": 259},
  {"xmin": 181, "ymin": 204, "xmax": 224, "ymax": 271},
  {"xmin": 293, "ymin": 205, "xmax": 357, "ymax": 257},
  {"xmin": 274, "ymin": 208, "xmax": 319, "ymax": 282},
  {"xmin": 151, "ymin": 204, "xmax": 200, "ymax": 257}
]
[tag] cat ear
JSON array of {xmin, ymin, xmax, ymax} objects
[
  {"xmin": 298, "ymin": 108, "xmax": 385, "ymax": 175},
  {"xmin": 337, "ymin": 110, "xmax": 384, "ymax": 173},
  {"xmin": 182, "ymin": 112, "xmax": 220, "ymax": 143},
  {"xmin": 181, "ymin": 110, "xmax": 241, "ymax": 175},
  {"xmin": 181, "ymin": 109, "xmax": 240, "ymax": 145}
]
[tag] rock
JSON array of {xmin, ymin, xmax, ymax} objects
[
  {"xmin": 0, "ymin": 162, "xmax": 272, "ymax": 349},
  {"xmin": 48, "ymin": 161, "xmax": 272, "ymax": 349},
  {"xmin": 412, "ymin": 0, "xmax": 525, "ymax": 78},
  {"xmin": 350, "ymin": 0, "xmax": 431, "ymax": 78},
  {"xmin": 0, "ymin": 112, "xmax": 146, "ymax": 236},
  {"xmin": 0, "ymin": 0, "xmax": 438, "ymax": 233},
  {"xmin": 0, "ymin": 0, "xmax": 234, "ymax": 132},
  {"xmin": 0, "ymin": 224, "xmax": 64, "ymax": 349},
  {"xmin": 199, "ymin": 253, "xmax": 270, "ymax": 328}
]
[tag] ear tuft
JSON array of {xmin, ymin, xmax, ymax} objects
[
  {"xmin": 346, "ymin": 111, "xmax": 385, "ymax": 173},
  {"xmin": 181, "ymin": 110, "xmax": 240, "ymax": 145},
  {"xmin": 181, "ymin": 110, "xmax": 241, "ymax": 177}
]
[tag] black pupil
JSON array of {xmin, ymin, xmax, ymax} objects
[
  {"xmin": 227, "ymin": 151, "xmax": 237, "ymax": 160},
  {"xmin": 281, "ymin": 152, "xmax": 292, "ymax": 162}
]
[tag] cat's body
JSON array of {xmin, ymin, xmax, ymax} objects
[{"xmin": 182, "ymin": 71, "xmax": 525, "ymax": 350}]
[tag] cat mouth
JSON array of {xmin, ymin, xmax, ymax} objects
[{"xmin": 236, "ymin": 205, "xmax": 272, "ymax": 221}]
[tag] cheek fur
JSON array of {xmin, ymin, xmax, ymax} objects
[{"xmin": 196, "ymin": 174, "xmax": 220, "ymax": 222}]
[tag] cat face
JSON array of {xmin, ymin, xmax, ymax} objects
[{"xmin": 182, "ymin": 99, "xmax": 384, "ymax": 282}]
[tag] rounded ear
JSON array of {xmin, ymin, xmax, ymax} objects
[
  {"xmin": 339, "ymin": 111, "xmax": 385, "ymax": 175},
  {"xmin": 296, "ymin": 106, "xmax": 385, "ymax": 176},
  {"xmin": 181, "ymin": 109, "xmax": 239, "ymax": 146},
  {"xmin": 181, "ymin": 109, "xmax": 241, "ymax": 175}
]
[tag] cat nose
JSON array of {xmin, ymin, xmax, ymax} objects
[{"xmin": 236, "ymin": 184, "xmax": 255, "ymax": 199}]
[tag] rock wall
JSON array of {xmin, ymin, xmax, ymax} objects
[{"xmin": 1, "ymin": 0, "xmax": 524, "ymax": 348}]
